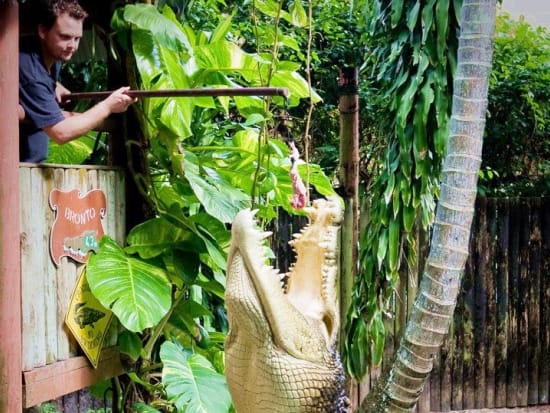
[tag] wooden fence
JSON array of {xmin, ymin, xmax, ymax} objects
[
  {"xmin": 19, "ymin": 163, "xmax": 126, "ymax": 409},
  {"xmin": 276, "ymin": 197, "xmax": 550, "ymax": 412},
  {"xmin": 382, "ymin": 197, "xmax": 550, "ymax": 412}
]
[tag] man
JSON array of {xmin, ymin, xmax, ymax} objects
[{"xmin": 19, "ymin": 0, "xmax": 136, "ymax": 163}]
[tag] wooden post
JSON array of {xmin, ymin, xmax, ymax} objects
[
  {"xmin": 338, "ymin": 66, "xmax": 359, "ymax": 335},
  {"xmin": 337, "ymin": 67, "xmax": 360, "ymax": 405},
  {"xmin": 0, "ymin": 1, "xmax": 22, "ymax": 412}
]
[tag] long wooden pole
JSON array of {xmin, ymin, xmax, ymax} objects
[
  {"xmin": 63, "ymin": 86, "xmax": 290, "ymax": 102},
  {"xmin": 337, "ymin": 67, "xmax": 360, "ymax": 405},
  {"xmin": 0, "ymin": 1, "xmax": 23, "ymax": 412}
]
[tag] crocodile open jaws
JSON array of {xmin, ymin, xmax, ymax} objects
[{"xmin": 225, "ymin": 196, "xmax": 349, "ymax": 413}]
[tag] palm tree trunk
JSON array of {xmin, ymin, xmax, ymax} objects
[{"xmin": 359, "ymin": 0, "xmax": 497, "ymax": 411}]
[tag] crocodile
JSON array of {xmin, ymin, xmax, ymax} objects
[{"xmin": 225, "ymin": 197, "xmax": 350, "ymax": 412}]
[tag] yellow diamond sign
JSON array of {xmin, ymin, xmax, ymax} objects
[{"xmin": 66, "ymin": 266, "xmax": 113, "ymax": 368}]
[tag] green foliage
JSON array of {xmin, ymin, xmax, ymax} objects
[
  {"xmin": 85, "ymin": 2, "xmax": 337, "ymax": 411},
  {"xmin": 179, "ymin": 0, "xmax": 369, "ymax": 176},
  {"xmin": 37, "ymin": 403, "xmax": 61, "ymax": 413},
  {"xmin": 160, "ymin": 341, "xmax": 232, "ymax": 412},
  {"xmin": 88, "ymin": 237, "xmax": 172, "ymax": 333},
  {"xmin": 46, "ymin": 131, "xmax": 101, "ymax": 164},
  {"xmin": 344, "ymin": 0, "xmax": 461, "ymax": 379},
  {"xmin": 480, "ymin": 14, "xmax": 550, "ymax": 196}
]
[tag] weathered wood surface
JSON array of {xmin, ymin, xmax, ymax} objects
[
  {"xmin": 19, "ymin": 164, "xmax": 125, "ymax": 373},
  {"xmin": 541, "ymin": 197, "xmax": 550, "ymax": 405},
  {"xmin": 421, "ymin": 197, "xmax": 550, "ymax": 412},
  {"xmin": 23, "ymin": 346, "xmax": 124, "ymax": 408}
]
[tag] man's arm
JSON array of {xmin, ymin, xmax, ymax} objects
[{"xmin": 43, "ymin": 86, "xmax": 136, "ymax": 144}]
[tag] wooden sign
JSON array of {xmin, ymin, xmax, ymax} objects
[
  {"xmin": 49, "ymin": 188, "xmax": 106, "ymax": 265},
  {"xmin": 65, "ymin": 267, "xmax": 113, "ymax": 368}
]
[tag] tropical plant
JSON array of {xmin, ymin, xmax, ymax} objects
[
  {"xmin": 84, "ymin": 2, "xmax": 336, "ymax": 412},
  {"xmin": 166, "ymin": 0, "xmax": 371, "ymax": 177},
  {"xmin": 344, "ymin": 0, "xmax": 462, "ymax": 377},
  {"xmin": 359, "ymin": 0, "xmax": 497, "ymax": 410},
  {"xmin": 479, "ymin": 13, "xmax": 550, "ymax": 196}
]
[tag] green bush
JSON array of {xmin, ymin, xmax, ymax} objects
[{"xmin": 480, "ymin": 14, "xmax": 550, "ymax": 196}]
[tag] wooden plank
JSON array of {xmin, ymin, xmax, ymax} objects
[
  {"xmin": 101, "ymin": 170, "xmax": 116, "ymax": 239},
  {"xmin": 55, "ymin": 167, "xmax": 79, "ymax": 360},
  {"xmin": 105, "ymin": 173, "xmax": 124, "ymax": 264},
  {"xmin": 429, "ymin": 347, "xmax": 441, "ymax": 412},
  {"xmin": 495, "ymin": 198, "xmax": 510, "ymax": 408},
  {"xmin": 451, "ymin": 278, "xmax": 465, "ymax": 411},
  {"xmin": 20, "ymin": 166, "xmax": 47, "ymax": 370},
  {"xmin": 528, "ymin": 198, "xmax": 541, "ymax": 405},
  {"xmin": 0, "ymin": 6, "xmax": 24, "ymax": 411},
  {"xmin": 88, "ymin": 168, "xmax": 99, "ymax": 189},
  {"xmin": 23, "ymin": 347, "xmax": 124, "ymax": 408},
  {"xmin": 439, "ymin": 321, "xmax": 453, "ymax": 411},
  {"xmin": 42, "ymin": 167, "xmax": 59, "ymax": 365},
  {"xmin": 507, "ymin": 198, "xmax": 520, "ymax": 407},
  {"xmin": 100, "ymin": 169, "xmax": 124, "ymax": 348},
  {"xmin": 484, "ymin": 198, "xmax": 498, "ymax": 408},
  {"xmin": 19, "ymin": 167, "xmax": 33, "ymax": 370},
  {"xmin": 517, "ymin": 198, "xmax": 530, "ymax": 406},
  {"xmin": 417, "ymin": 372, "xmax": 430, "ymax": 413},
  {"xmin": 539, "ymin": 197, "xmax": 550, "ymax": 405},
  {"xmin": 20, "ymin": 162, "xmax": 124, "ymax": 171},
  {"xmin": 473, "ymin": 197, "xmax": 487, "ymax": 408},
  {"xmin": 462, "ymin": 207, "xmax": 477, "ymax": 409}
]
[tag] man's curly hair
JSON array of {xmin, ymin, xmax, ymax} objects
[{"xmin": 39, "ymin": 0, "xmax": 88, "ymax": 29}]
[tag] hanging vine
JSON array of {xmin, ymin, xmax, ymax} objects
[{"xmin": 344, "ymin": 0, "xmax": 463, "ymax": 378}]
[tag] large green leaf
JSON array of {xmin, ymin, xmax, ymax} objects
[
  {"xmin": 118, "ymin": 4, "xmax": 192, "ymax": 52},
  {"xmin": 183, "ymin": 151, "xmax": 248, "ymax": 224},
  {"xmin": 160, "ymin": 341, "xmax": 232, "ymax": 413},
  {"xmin": 87, "ymin": 237, "xmax": 172, "ymax": 333},
  {"xmin": 125, "ymin": 217, "xmax": 203, "ymax": 259},
  {"xmin": 288, "ymin": 0, "xmax": 308, "ymax": 27},
  {"xmin": 254, "ymin": 0, "xmax": 291, "ymax": 21},
  {"xmin": 271, "ymin": 71, "xmax": 322, "ymax": 104},
  {"xmin": 167, "ymin": 299, "xmax": 214, "ymax": 347},
  {"xmin": 119, "ymin": 330, "xmax": 143, "ymax": 362},
  {"xmin": 46, "ymin": 133, "xmax": 96, "ymax": 164},
  {"xmin": 195, "ymin": 42, "xmax": 260, "ymax": 75},
  {"xmin": 210, "ymin": 13, "xmax": 234, "ymax": 44}
]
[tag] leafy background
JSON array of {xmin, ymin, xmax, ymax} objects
[{"xmin": 28, "ymin": 0, "xmax": 550, "ymax": 410}]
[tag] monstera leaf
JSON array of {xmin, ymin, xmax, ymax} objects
[
  {"xmin": 87, "ymin": 237, "xmax": 172, "ymax": 333},
  {"xmin": 160, "ymin": 341, "xmax": 232, "ymax": 413}
]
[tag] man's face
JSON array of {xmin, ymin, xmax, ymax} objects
[{"xmin": 38, "ymin": 12, "xmax": 83, "ymax": 63}]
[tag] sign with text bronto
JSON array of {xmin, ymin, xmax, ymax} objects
[{"xmin": 49, "ymin": 188, "xmax": 106, "ymax": 265}]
